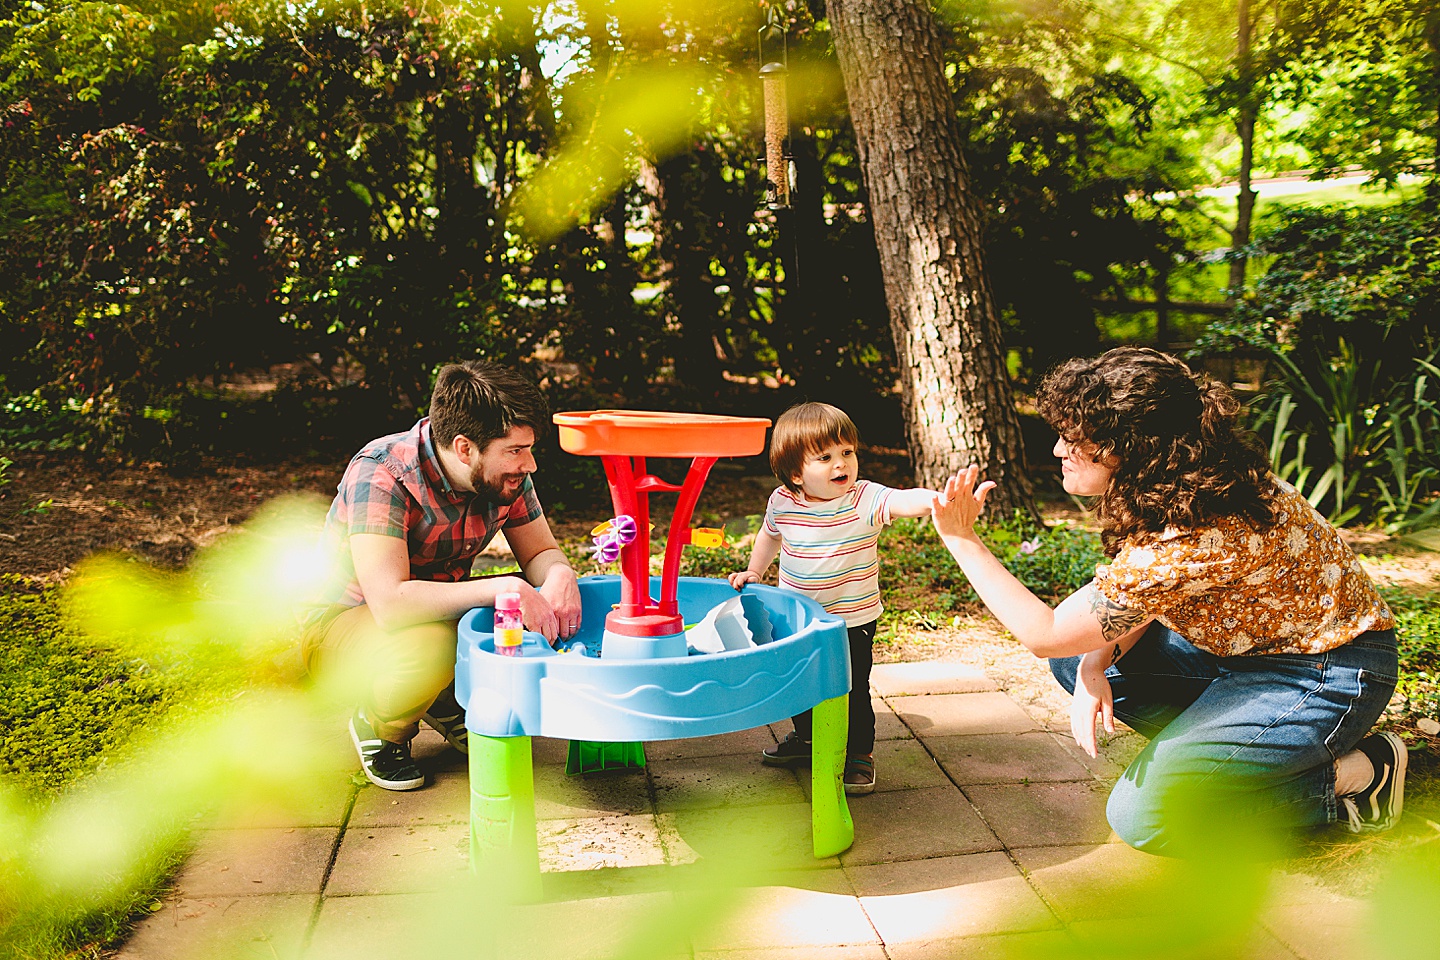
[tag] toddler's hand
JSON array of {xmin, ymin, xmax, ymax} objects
[{"xmin": 728, "ymin": 570, "xmax": 759, "ymax": 590}]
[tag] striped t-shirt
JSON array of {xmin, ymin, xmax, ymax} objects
[{"xmin": 763, "ymin": 479, "xmax": 895, "ymax": 626}]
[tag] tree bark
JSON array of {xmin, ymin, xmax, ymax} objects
[
  {"xmin": 825, "ymin": 0, "xmax": 1038, "ymax": 520},
  {"xmin": 1228, "ymin": 0, "xmax": 1258, "ymax": 296}
]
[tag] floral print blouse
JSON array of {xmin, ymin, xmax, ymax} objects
[{"xmin": 1092, "ymin": 480, "xmax": 1394, "ymax": 656}]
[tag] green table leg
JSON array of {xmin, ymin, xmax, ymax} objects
[
  {"xmin": 468, "ymin": 732, "xmax": 542, "ymax": 902},
  {"xmin": 810, "ymin": 694, "xmax": 854, "ymax": 858}
]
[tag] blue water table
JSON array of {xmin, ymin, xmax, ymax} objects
[{"xmin": 455, "ymin": 410, "xmax": 854, "ymax": 899}]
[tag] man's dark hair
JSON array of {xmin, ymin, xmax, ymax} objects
[{"xmin": 428, "ymin": 361, "xmax": 548, "ymax": 450}]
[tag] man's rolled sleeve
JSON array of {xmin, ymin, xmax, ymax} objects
[
  {"xmin": 500, "ymin": 476, "xmax": 545, "ymax": 529},
  {"xmin": 342, "ymin": 456, "xmax": 410, "ymax": 538}
]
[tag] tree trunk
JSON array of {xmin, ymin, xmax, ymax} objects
[
  {"xmin": 825, "ymin": 0, "xmax": 1038, "ymax": 520},
  {"xmin": 1228, "ymin": 0, "xmax": 1258, "ymax": 296}
]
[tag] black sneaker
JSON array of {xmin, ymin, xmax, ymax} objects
[
  {"xmin": 761, "ymin": 731, "xmax": 812, "ymax": 768},
  {"xmin": 349, "ymin": 708, "xmax": 425, "ymax": 791},
  {"xmin": 420, "ymin": 684, "xmax": 469, "ymax": 755},
  {"xmin": 1340, "ymin": 731, "xmax": 1407, "ymax": 833}
]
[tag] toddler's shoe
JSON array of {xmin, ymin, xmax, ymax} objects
[
  {"xmin": 761, "ymin": 731, "xmax": 812, "ymax": 767},
  {"xmin": 843, "ymin": 754, "xmax": 875, "ymax": 795}
]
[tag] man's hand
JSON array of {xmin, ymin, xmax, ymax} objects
[
  {"xmin": 1069, "ymin": 651, "xmax": 1115, "ymax": 759},
  {"xmin": 538, "ymin": 563, "xmax": 583, "ymax": 641},
  {"xmin": 728, "ymin": 569, "xmax": 760, "ymax": 590}
]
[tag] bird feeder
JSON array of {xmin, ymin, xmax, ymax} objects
[{"xmin": 758, "ymin": 8, "xmax": 791, "ymax": 210}]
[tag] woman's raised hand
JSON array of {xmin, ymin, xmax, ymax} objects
[{"xmin": 931, "ymin": 465, "xmax": 997, "ymax": 541}]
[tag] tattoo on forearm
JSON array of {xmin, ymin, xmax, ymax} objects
[
  {"xmin": 1087, "ymin": 587, "xmax": 1148, "ymax": 643},
  {"xmin": 1109, "ymin": 643, "xmax": 1123, "ymax": 667}
]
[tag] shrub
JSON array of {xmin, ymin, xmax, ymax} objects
[{"xmin": 1201, "ymin": 198, "xmax": 1440, "ymax": 529}]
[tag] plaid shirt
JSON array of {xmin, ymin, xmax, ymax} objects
[{"xmin": 314, "ymin": 418, "xmax": 544, "ymax": 613}]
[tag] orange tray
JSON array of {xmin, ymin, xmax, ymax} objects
[{"xmin": 553, "ymin": 410, "xmax": 771, "ymax": 458}]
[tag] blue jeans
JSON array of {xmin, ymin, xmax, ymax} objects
[{"xmin": 1050, "ymin": 624, "xmax": 1398, "ymax": 857}]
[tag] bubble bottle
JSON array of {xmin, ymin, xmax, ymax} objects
[{"xmin": 494, "ymin": 591, "xmax": 523, "ymax": 657}]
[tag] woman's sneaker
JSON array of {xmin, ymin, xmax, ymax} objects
[
  {"xmin": 761, "ymin": 732, "xmax": 812, "ymax": 767},
  {"xmin": 843, "ymin": 754, "xmax": 876, "ymax": 795},
  {"xmin": 1341, "ymin": 731, "xmax": 1407, "ymax": 833},
  {"xmin": 350, "ymin": 708, "xmax": 425, "ymax": 791}
]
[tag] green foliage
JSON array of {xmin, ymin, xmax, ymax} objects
[
  {"xmin": 1382, "ymin": 586, "xmax": 1440, "ymax": 722},
  {"xmin": 0, "ymin": 576, "xmax": 180, "ymax": 796},
  {"xmin": 679, "ymin": 540, "xmax": 752, "ymax": 580},
  {"xmin": 1202, "ymin": 198, "xmax": 1440, "ymax": 529},
  {"xmin": 883, "ymin": 514, "xmax": 1107, "ymax": 619}
]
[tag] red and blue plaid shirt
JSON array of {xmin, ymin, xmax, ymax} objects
[{"xmin": 315, "ymin": 418, "xmax": 544, "ymax": 612}]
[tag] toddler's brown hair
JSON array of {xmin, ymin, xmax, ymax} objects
[{"xmin": 769, "ymin": 402, "xmax": 859, "ymax": 496}]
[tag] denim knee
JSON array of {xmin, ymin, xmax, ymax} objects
[
  {"xmin": 1105, "ymin": 775, "xmax": 1168, "ymax": 854},
  {"xmin": 1049, "ymin": 655, "xmax": 1079, "ymax": 695}
]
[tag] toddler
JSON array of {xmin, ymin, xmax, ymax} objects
[{"xmin": 729, "ymin": 402, "xmax": 937, "ymax": 794}]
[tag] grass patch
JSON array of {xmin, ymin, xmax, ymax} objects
[
  {"xmin": 0, "ymin": 576, "xmax": 210, "ymax": 797},
  {"xmin": 1382, "ymin": 586, "xmax": 1440, "ymax": 723},
  {"xmin": 0, "ymin": 574, "xmax": 226, "ymax": 959}
]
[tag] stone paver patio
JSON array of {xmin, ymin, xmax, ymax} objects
[{"xmin": 116, "ymin": 662, "xmax": 1377, "ymax": 960}]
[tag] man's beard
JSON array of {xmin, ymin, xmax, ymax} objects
[{"xmin": 471, "ymin": 463, "xmax": 526, "ymax": 505}]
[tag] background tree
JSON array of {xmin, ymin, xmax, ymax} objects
[{"xmin": 822, "ymin": 0, "xmax": 1039, "ymax": 518}]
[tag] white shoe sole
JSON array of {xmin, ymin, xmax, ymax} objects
[{"xmin": 349, "ymin": 717, "xmax": 425, "ymax": 791}]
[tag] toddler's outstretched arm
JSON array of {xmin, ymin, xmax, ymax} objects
[
  {"xmin": 887, "ymin": 487, "xmax": 942, "ymax": 519},
  {"xmin": 728, "ymin": 528, "xmax": 781, "ymax": 590}
]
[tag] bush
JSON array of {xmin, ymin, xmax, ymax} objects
[{"xmin": 1201, "ymin": 198, "xmax": 1440, "ymax": 529}]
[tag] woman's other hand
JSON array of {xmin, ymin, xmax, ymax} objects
[
  {"xmin": 931, "ymin": 465, "xmax": 997, "ymax": 541},
  {"xmin": 1069, "ymin": 651, "xmax": 1115, "ymax": 758}
]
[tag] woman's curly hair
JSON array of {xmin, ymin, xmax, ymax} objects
[{"xmin": 1035, "ymin": 347, "xmax": 1279, "ymax": 556}]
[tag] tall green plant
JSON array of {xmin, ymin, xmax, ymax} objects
[{"xmin": 1256, "ymin": 345, "xmax": 1440, "ymax": 530}]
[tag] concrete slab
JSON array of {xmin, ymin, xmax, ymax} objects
[
  {"xmin": 324, "ymin": 822, "xmax": 469, "ymax": 895},
  {"xmin": 927, "ymin": 732, "xmax": 1093, "ymax": 785},
  {"xmin": 886, "ymin": 931, "xmax": 1077, "ymax": 960},
  {"xmin": 683, "ymin": 868, "xmax": 880, "ymax": 952},
  {"xmin": 308, "ymin": 892, "xmax": 501, "ymax": 959},
  {"xmin": 651, "ymin": 752, "xmax": 807, "ymax": 813},
  {"xmin": 660, "ymin": 803, "xmax": 840, "ymax": 872},
  {"xmin": 800, "ymin": 738, "xmax": 950, "ymax": 798},
  {"xmin": 841, "ymin": 786, "xmax": 1002, "ymax": 866},
  {"xmin": 532, "ymin": 735, "xmax": 571, "ymax": 766},
  {"xmin": 963, "ymin": 781, "xmax": 1116, "ymax": 849},
  {"xmin": 533, "ymin": 761, "xmax": 653, "ymax": 819},
  {"xmin": 409, "ymin": 726, "xmax": 467, "ymax": 772},
  {"xmin": 646, "ymin": 725, "xmax": 778, "ymax": 761},
  {"xmin": 892, "ymin": 693, "xmax": 1039, "ymax": 737},
  {"xmin": 113, "ymin": 894, "xmax": 313, "ymax": 960},
  {"xmin": 871, "ymin": 661, "xmax": 998, "ymax": 697},
  {"xmin": 849, "ymin": 851, "xmax": 1059, "ymax": 942},
  {"xmin": 349, "ymin": 770, "xmax": 468, "ymax": 827},
  {"xmin": 293, "ymin": 716, "xmax": 365, "ymax": 774},
  {"xmin": 173, "ymin": 827, "xmax": 336, "ymax": 898},
  {"xmin": 1068, "ymin": 916, "xmax": 1302, "ymax": 959},
  {"xmin": 1263, "ymin": 871, "xmax": 1374, "ymax": 960},
  {"xmin": 1011, "ymin": 843, "xmax": 1186, "ymax": 922},
  {"xmin": 538, "ymin": 813, "xmax": 669, "ymax": 871},
  {"xmin": 1051, "ymin": 729, "xmax": 1135, "ymax": 780},
  {"xmin": 873, "ymin": 697, "xmax": 915, "ymax": 741},
  {"xmin": 696, "ymin": 948, "xmax": 888, "ymax": 960},
  {"xmin": 203, "ymin": 775, "xmax": 355, "ymax": 830}
]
